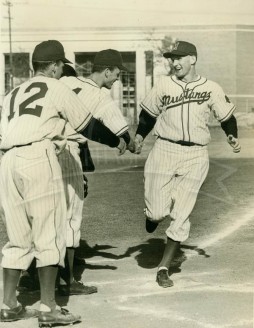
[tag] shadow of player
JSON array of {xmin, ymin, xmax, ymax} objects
[
  {"xmin": 17, "ymin": 239, "xmax": 128, "ymax": 307},
  {"xmin": 122, "ymin": 238, "xmax": 210, "ymax": 276}
]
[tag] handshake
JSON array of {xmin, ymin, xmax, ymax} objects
[{"xmin": 117, "ymin": 134, "xmax": 144, "ymax": 155}]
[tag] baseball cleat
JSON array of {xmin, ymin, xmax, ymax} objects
[
  {"xmin": 0, "ymin": 304, "xmax": 39, "ymax": 322},
  {"xmin": 156, "ymin": 269, "xmax": 174, "ymax": 288},
  {"xmin": 145, "ymin": 218, "xmax": 158, "ymax": 233},
  {"xmin": 58, "ymin": 280, "xmax": 98, "ymax": 296},
  {"xmin": 38, "ymin": 307, "xmax": 81, "ymax": 327}
]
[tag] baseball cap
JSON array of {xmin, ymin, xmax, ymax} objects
[
  {"xmin": 32, "ymin": 40, "xmax": 72, "ymax": 63},
  {"xmin": 61, "ymin": 64, "xmax": 77, "ymax": 78},
  {"xmin": 163, "ymin": 41, "xmax": 197, "ymax": 58},
  {"xmin": 94, "ymin": 49, "xmax": 128, "ymax": 71}
]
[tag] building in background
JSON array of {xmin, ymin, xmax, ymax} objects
[{"xmin": 1, "ymin": 25, "xmax": 254, "ymax": 124}]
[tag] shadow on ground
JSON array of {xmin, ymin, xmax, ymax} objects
[{"xmin": 123, "ymin": 238, "xmax": 210, "ymax": 276}]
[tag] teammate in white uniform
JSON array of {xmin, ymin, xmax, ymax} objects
[
  {"xmin": 0, "ymin": 40, "xmax": 127, "ymax": 325},
  {"xmin": 134, "ymin": 41, "xmax": 241, "ymax": 288},
  {"xmin": 56, "ymin": 54, "xmax": 133, "ymax": 296}
]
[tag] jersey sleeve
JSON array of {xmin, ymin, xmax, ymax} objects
[
  {"xmin": 140, "ymin": 78, "xmax": 163, "ymax": 118},
  {"xmin": 92, "ymin": 93, "xmax": 128, "ymax": 136},
  {"xmin": 57, "ymin": 83, "xmax": 93, "ymax": 132},
  {"xmin": 210, "ymin": 83, "xmax": 236, "ymax": 122}
]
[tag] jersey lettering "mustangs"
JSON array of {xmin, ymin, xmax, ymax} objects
[
  {"xmin": 0, "ymin": 76, "xmax": 93, "ymax": 150},
  {"xmin": 140, "ymin": 75, "xmax": 235, "ymax": 145}
]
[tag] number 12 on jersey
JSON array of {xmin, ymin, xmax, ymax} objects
[{"xmin": 8, "ymin": 82, "xmax": 48, "ymax": 121}]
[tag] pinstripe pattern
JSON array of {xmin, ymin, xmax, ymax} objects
[
  {"xmin": 58, "ymin": 74, "xmax": 130, "ymax": 251},
  {"xmin": 144, "ymin": 138, "xmax": 209, "ymax": 242},
  {"xmin": 140, "ymin": 75, "xmax": 235, "ymax": 145},
  {"xmin": 59, "ymin": 75, "xmax": 129, "ymax": 251},
  {"xmin": 58, "ymin": 144, "xmax": 83, "ymax": 248},
  {"xmin": 0, "ymin": 74, "xmax": 97, "ymax": 271},
  {"xmin": 61, "ymin": 76, "xmax": 128, "ymax": 137},
  {"xmin": 0, "ymin": 140, "xmax": 67, "ymax": 269},
  {"xmin": 0, "ymin": 76, "xmax": 92, "ymax": 150},
  {"xmin": 140, "ymin": 73, "xmax": 233, "ymax": 242}
]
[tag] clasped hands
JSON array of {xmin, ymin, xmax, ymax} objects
[{"xmin": 117, "ymin": 134, "xmax": 144, "ymax": 155}]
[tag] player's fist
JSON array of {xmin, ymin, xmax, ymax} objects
[
  {"xmin": 127, "ymin": 137, "xmax": 136, "ymax": 153},
  {"xmin": 117, "ymin": 137, "xmax": 127, "ymax": 156},
  {"xmin": 134, "ymin": 134, "xmax": 144, "ymax": 154},
  {"xmin": 227, "ymin": 134, "xmax": 241, "ymax": 153}
]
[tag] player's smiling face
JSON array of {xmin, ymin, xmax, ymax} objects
[{"xmin": 170, "ymin": 55, "xmax": 193, "ymax": 80}]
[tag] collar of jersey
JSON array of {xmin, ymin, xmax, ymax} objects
[
  {"xmin": 78, "ymin": 77, "xmax": 100, "ymax": 88},
  {"xmin": 172, "ymin": 74, "xmax": 205, "ymax": 87}
]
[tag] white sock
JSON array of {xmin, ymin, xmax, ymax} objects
[
  {"xmin": 2, "ymin": 302, "xmax": 20, "ymax": 310},
  {"xmin": 40, "ymin": 304, "xmax": 52, "ymax": 312},
  {"xmin": 157, "ymin": 266, "xmax": 168, "ymax": 272}
]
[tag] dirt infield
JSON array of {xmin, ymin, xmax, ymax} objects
[{"xmin": 0, "ymin": 127, "xmax": 253, "ymax": 328}]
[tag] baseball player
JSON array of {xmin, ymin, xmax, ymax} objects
[
  {"xmin": 57, "ymin": 56, "xmax": 134, "ymax": 296},
  {"xmin": 0, "ymin": 40, "xmax": 128, "ymax": 325},
  {"xmin": 134, "ymin": 41, "xmax": 241, "ymax": 288}
]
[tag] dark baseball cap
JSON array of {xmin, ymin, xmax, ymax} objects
[
  {"xmin": 32, "ymin": 40, "xmax": 72, "ymax": 63},
  {"xmin": 94, "ymin": 49, "xmax": 128, "ymax": 71},
  {"xmin": 163, "ymin": 41, "xmax": 197, "ymax": 58},
  {"xmin": 61, "ymin": 64, "xmax": 77, "ymax": 78}
]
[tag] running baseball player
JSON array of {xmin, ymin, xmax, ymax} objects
[
  {"xmin": 0, "ymin": 40, "xmax": 128, "ymax": 325},
  {"xmin": 134, "ymin": 41, "xmax": 241, "ymax": 288},
  {"xmin": 56, "ymin": 55, "xmax": 134, "ymax": 296}
]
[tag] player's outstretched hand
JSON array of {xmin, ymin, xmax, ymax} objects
[
  {"xmin": 134, "ymin": 134, "xmax": 144, "ymax": 154},
  {"xmin": 227, "ymin": 134, "xmax": 241, "ymax": 153},
  {"xmin": 127, "ymin": 137, "xmax": 136, "ymax": 153},
  {"xmin": 117, "ymin": 138, "xmax": 127, "ymax": 155}
]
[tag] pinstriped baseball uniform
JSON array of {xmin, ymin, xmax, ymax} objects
[
  {"xmin": 0, "ymin": 75, "xmax": 93, "ymax": 270},
  {"xmin": 59, "ymin": 75, "xmax": 129, "ymax": 248},
  {"xmin": 141, "ymin": 74, "xmax": 235, "ymax": 242},
  {"xmin": 60, "ymin": 76, "xmax": 128, "ymax": 137},
  {"xmin": 58, "ymin": 142, "xmax": 83, "ymax": 248}
]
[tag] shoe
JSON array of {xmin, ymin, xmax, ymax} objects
[
  {"xmin": 156, "ymin": 269, "xmax": 174, "ymax": 288},
  {"xmin": 17, "ymin": 274, "xmax": 40, "ymax": 293},
  {"xmin": 58, "ymin": 280, "xmax": 98, "ymax": 296},
  {"xmin": 146, "ymin": 218, "xmax": 158, "ymax": 233},
  {"xmin": 38, "ymin": 307, "xmax": 81, "ymax": 327},
  {"xmin": 0, "ymin": 304, "xmax": 39, "ymax": 322}
]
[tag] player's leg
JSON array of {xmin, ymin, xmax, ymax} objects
[
  {"xmin": 58, "ymin": 146, "xmax": 97, "ymax": 295},
  {"xmin": 157, "ymin": 147, "xmax": 209, "ymax": 287},
  {"xmin": 0, "ymin": 149, "xmax": 38, "ymax": 321},
  {"xmin": 156, "ymin": 237, "xmax": 179, "ymax": 287},
  {"xmin": 144, "ymin": 139, "xmax": 177, "ymax": 232},
  {"xmin": 24, "ymin": 141, "xmax": 81, "ymax": 325}
]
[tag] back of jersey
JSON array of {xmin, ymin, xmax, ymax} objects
[{"xmin": 1, "ymin": 76, "xmax": 67, "ymax": 150}]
